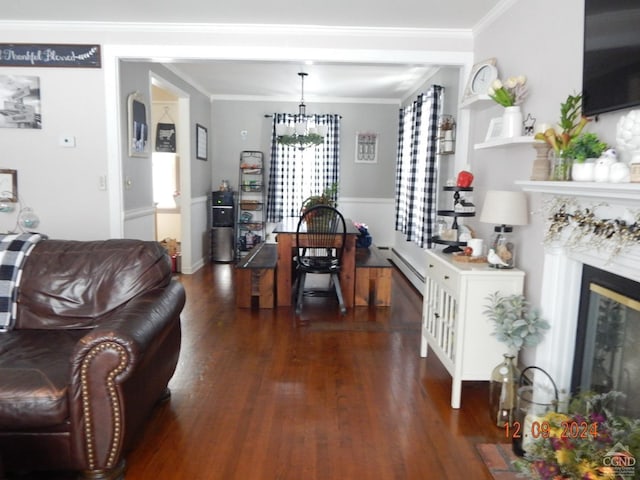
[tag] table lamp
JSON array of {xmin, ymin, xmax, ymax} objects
[{"xmin": 479, "ymin": 190, "xmax": 528, "ymax": 269}]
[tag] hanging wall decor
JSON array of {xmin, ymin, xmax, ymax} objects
[
  {"xmin": 0, "ymin": 44, "xmax": 101, "ymax": 68},
  {"xmin": 355, "ymin": 132, "xmax": 378, "ymax": 163},
  {"xmin": 0, "ymin": 75, "xmax": 42, "ymax": 129},
  {"xmin": 128, "ymin": 92, "xmax": 149, "ymax": 157},
  {"xmin": 155, "ymin": 107, "xmax": 176, "ymax": 153},
  {"xmin": 196, "ymin": 124, "xmax": 208, "ymax": 161}
]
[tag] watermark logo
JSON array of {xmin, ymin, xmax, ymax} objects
[{"xmin": 603, "ymin": 442, "xmax": 636, "ymax": 478}]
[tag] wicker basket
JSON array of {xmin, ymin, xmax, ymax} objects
[{"xmin": 240, "ymin": 201, "xmax": 263, "ymax": 211}]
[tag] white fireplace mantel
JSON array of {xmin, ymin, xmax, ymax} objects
[
  {"xmin": 516, "ymin": 180, "xmax": 640, "ymax": 204},
  {"xmin": 515, "ymin": 180, "xmax": 640, "ymax": 399}
]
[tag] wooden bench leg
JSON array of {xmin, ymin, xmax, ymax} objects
[
  {"xmin": 355, "ymin": 268, "xmax": 370, "ymax": 306},
  {"xmin": 236, "ymin": 269, "xmax": 253, "ymax": 308},
  {"xmin": 257, "ymin": 269, "xmax": 275, "ymax": 309},
  {"xmin": 372, "ymin": 268, "xmax": 391, "ymax": 306}
]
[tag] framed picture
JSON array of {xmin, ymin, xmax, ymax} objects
[
  {"xmin": 0, "ymin": 169, "xmax": 18, "ymax": 202},
  {"xmin": 128, "ymin": 92, "xmax": 149, "ymax": 157},
  {"xmin": 0, "ymin": 75, "xmax": 42, "ymax": 129},
  {"xmin": 355, "ymin": 132, "xmax": 378, "ymax": 163},
  {"xmin": 485, "ymin": 117, "xmax": 504, "ymax": 142},
  {"xmin": 196, "ymin": 123, "xmax": 208, "ymax": 161}
]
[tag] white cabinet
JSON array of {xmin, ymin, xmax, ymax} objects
[{"xmin": 420, "ymin": 249, "xmax": 524, "ymax": 408}]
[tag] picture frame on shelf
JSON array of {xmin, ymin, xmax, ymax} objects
[
  {"xmin": 485, "ymin": 117, "xmax": 504, "ymax": 142},
  {"xmin": 196, "ymin": 123, "xmax": 208, "ymax": 161}
]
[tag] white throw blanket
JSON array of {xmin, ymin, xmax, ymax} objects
[{"xmin": 0, "ymin": 233, "xmax": 45, "ymax": 332}]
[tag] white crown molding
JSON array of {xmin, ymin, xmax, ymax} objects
[
  {"xmin": 209, "ymin": 94, "xmax": 401, "ymax": 105},
  {"xmin": 0, "ymin": 20, "xmax": 473, "ymax": 41},
  {"xmin": 473, "ymin": 0, "xmax": 520, "ymax": 35}
]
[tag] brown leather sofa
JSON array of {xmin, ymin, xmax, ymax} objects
[{"xmin": 0, "ymin": 239, "xmax": 185, "ymax": 479}]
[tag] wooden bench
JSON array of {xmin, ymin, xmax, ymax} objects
[
  {"xmin": 235, "ymin": 243, "xmax": 277, "ymax": 309},
  {"xmin": 355, "ymin": 245, "xmax": 392, "ymax": 306}
]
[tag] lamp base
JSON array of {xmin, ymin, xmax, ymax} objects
[{"xmin": 488, "ymin": 226, "xmax": 516, "ymax": 269}]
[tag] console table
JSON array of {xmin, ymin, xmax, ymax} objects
[{"xmin": 420, "ymin": 249, "xmax": 524, "ymax": 408}]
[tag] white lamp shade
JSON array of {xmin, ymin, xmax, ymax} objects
[
  {"xmin": 294, "ymin": 122, "xmax": 307, "ymax": 135},
  {"xmin": 479, "ymin": 190, "xmax": 529, "ymax": 226}
]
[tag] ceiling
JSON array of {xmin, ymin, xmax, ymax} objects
[{"xmin": 4, "ymin": 0, "xmax": 506, "ymax": 102}]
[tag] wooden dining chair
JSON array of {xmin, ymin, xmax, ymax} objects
[{"xmin": 294, "ymin": 205, "xmax": 347, "ymax": 316}]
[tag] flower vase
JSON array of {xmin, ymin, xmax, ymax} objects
[
  {"xmin": 549, "ymin": 150, "xmax": 572, "ymax": 181},
  {"xmin": 489, "ymin": 353, "xmax": 520, "ymax": 428},
  {"xmin": 501, "ymin": 106, "xmax": 523, "ymax": 138}
]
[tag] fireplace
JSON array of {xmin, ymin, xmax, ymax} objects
[
  {"xmin": 517, "ymin": 181, "xmax": 640, "ymax": 404},
  {"xmin": 571, "ymin": 264, "xmax": 640, "ymax": 417}
]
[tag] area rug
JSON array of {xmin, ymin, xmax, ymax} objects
[
  {"xmin": 306, "ymin": 321, "xmax": 419, "ymax": 333},
  {"xmin": 476, "ymin": 443, "xmax": 522, "ymax": 480}
]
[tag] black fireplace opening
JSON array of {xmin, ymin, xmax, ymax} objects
[{"xmin": 571, "ymin": 264, "xmax": 640, "ymax": 418}]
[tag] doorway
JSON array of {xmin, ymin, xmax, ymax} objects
[{"xmin": 149, "ymin": 74, "xmax": 192, "ymax": 272}]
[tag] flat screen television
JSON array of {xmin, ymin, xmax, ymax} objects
[{"xmin": 582, "ymin": 0, "xmax": 640, "ymax": 116}]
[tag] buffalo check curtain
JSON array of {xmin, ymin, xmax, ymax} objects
[
  {"xmin": 394, "ymin": 85, "xmax": 442, "ymax": 248},
  {"xmin": 266, "ymin": 113, "xmax": 340, "ymax": 222}
]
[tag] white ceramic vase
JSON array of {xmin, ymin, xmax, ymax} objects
[
  {"xmin": 501, "ymin": 106, "xmax": 523, "ymax": 138},
  {"xmin": 571, "ymin": 160, "xmax": 596, "ymax": 182}
]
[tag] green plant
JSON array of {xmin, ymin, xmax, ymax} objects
[
  {"xmin": 300, "ymin": 183, "xmax": 338, "ymax": 214},
  {"xmin": 535, "ymin": 93, "xmax": 591, "ymax": 156},
  {"xmin": 483, "ymin": 292, "xmax": 550, "ymax": 354},
  {"xmin": 564, "ymin": 132, "xmax": 608, "ymax": 163}
]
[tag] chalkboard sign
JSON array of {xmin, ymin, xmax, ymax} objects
[{"xmin": 0, "ymin": 44, "xmax": 101, "ymax": 68}]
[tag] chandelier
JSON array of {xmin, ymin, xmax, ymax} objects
[{"xmin": 276, "ymin": 72, "xmax": 327, "ymax": 150}]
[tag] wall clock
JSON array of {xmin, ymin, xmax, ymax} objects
[{"xmin": 463, "ymin": 58, "xmax": 498, "ymax": 101}]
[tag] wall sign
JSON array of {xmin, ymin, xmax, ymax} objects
[{"xmin": 0, "ymin": 44, "xmax": 101, "ymax": 68}]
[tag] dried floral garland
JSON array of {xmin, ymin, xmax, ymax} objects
[{"xmin": 544, "ymin": 197, "xmax": 640, "ymax": 259}]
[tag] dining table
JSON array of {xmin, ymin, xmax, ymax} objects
[{"xmin": 272, "ymin": 216, "xmax": 360, "ymax": 308}]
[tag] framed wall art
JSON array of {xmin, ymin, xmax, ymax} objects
[
  {"xmin": 0, "ymin": 75, "xmax": 42, "ymax": 129},
  {"xmin": 196, "ymin": 123, "xmax": 208, "ymax": 161},
  {"xmin": 128, "ymin": 92, "xmax": 149, "ymax": 157},
  {"xmin": 355, "ymin": 132, "xmax": 378, "ymax": 164},
  {"xmin": 0, "ymin": 169, "xmax": 18, "ymax": 202}
]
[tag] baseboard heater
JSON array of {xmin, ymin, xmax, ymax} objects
[{"xmin": 390, "ymin": 248, "xmax": 425, "ymax": 284}]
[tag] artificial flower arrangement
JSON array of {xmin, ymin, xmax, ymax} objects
[
  {"xmin": 514, "ymin": 391, "xmax": 640, "ymax": 480},
  {"xmin": 488, "ymin": 75, "xmax": 529, "ymax": 107},
  {"xmin": 534, "ymin": 93, "xmax": 591, "ymax": 156}
]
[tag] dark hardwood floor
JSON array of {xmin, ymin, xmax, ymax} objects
[{"xmin": 10, "ymin": 262, "xmax": 508, "ymax": 479}]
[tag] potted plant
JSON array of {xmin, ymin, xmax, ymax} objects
[
  {"xmin": 300, "ymin": 183, "xmax": 338, "ymax": 215},
  {"xmin": 484, "ymin": 292, "xmax": 551, "ymax": 427},
  {"xmin": 564, "ymin": 132, "xmax": 608, "ymax": 181},
  {"xmin": 535, "ymin": 93, "xmax": 592, "ymax": 180}
]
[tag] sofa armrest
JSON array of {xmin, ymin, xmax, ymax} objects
[{"xmin": 67, "ymin": 280, "xmax": 185, "ymax": 472}]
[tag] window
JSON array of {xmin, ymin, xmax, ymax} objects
[
  {"xmin": 266, "ymin": 113, "xmax": 340, "ymax": 222},
  {"xmin": 394, "ymin": 85, "xmax": 442, "ymax": 248}
]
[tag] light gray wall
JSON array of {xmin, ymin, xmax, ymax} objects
[
  {"xmin": 119, "ymin": 61, "xmax": 213, "ymax": 211},
  {"xmin": 210, "ymin": 99, "xmax": 398, "ymax": 198},
  {"xmin": 392, "ymin": 66, "xmax": 462, "ymax": 284},
  {"xmin": 471, "ymin": 0, "xmax": 637, "ymax": 366}
]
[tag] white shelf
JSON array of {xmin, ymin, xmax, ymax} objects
[
  {"xmin": 516, "ymin": 180, "xmax": 640, "ymax": 202},
  {"xmin": 474, "ymin": 136, "xmax": 542, "ymax": 150},
  {"xmin": 459, "ymin": 94, "xmax": 493, "ymax": 110}
]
